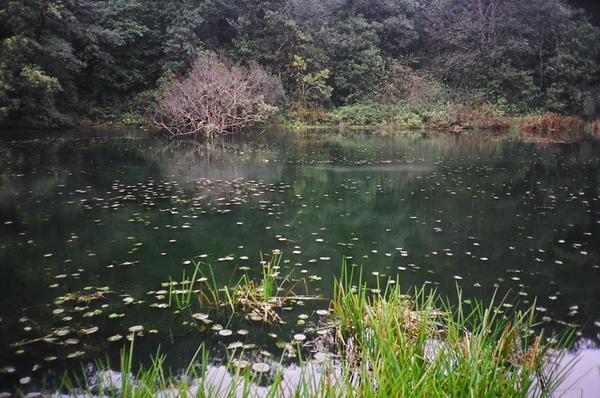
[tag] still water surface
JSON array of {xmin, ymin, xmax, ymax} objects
[{"xmin": 1, "ymin": 128, "xmax": 599, "ymax": 392}]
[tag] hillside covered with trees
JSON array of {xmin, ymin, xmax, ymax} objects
[{"xmin": 1, "ymin": 0, "xmax": 600, "ymax": 131}]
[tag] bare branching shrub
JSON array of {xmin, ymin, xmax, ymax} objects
[{"xmin": 151, "ymin": 53, "xmax": 286, "ymax": 137}]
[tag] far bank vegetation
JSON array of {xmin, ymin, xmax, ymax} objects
[{"xmin": 1, "ymin": 0, "xmax": 599, "ymax": 137}]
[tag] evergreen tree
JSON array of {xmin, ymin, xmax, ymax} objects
[{"xmin": 0, "ymin": 0, "xmax": 121, "ymax": 125}]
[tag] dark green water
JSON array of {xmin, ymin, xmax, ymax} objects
[{"xmin": 1, "ymin": 128, "xmax": 599, "ymax": 391}]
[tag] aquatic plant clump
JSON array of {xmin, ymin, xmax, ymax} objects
[
  {"xmin": 168, "ymin": 251, "xmax": 317, "ymax": 327},
  {"xmin": 332, "ymin": 262, "xmax": 574, "ymax": 398},
  {"xmin": 48, "ymin": 259, "xmax": 573, "ymax": 398}
]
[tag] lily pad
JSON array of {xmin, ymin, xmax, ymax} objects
[
  {"xmin": 252, "ymin": 362, "xmax": 270, "ymax": 373},
  {"xmin": 64, "ymin": 338, "xmax": 79, "ymax": 345},
  {"xmin": 293, "ymin": 333, "xmax": 306, "ymax": 341},
  {"xmin": 81, "ymin": 327, "xmax": 99, "ymax": 335},
  {"xmin": 231, "ymin": 360, "xmax": 249, "ymax": 369}
]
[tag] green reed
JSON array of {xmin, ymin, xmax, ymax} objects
[
  {"xmin": 332, "ymin": 259, "xmax": 575, "ymax": 397},
  {"xmin": 53, "ymin": 256, "xmax": 575, "ymax": 398}
]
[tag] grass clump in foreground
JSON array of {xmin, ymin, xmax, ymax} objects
[
  {"xmin": 333, "ymin": 263, "xmax": 573, "ymax": 397},
  {"xmin": 58, "ymin": 259, "xmax": 573, "ymax": 397}
]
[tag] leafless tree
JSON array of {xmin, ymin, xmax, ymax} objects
[{"xmin": 151, "ymin": 53, "xmax": 285, "ymax": 137}]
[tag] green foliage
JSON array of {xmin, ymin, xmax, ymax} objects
[
  {"xmin": 1, "ymin": 0, "xmax": 598, "ymax": 126},
  {"xmin": 330, "ymin": 102, "xmax": 397, "ymax": 125},
  {"xmin": 0, "ymin": 0, "xmax": 122, "ymax": 125},
  {"xmin": 350, "ymin": 0, "xmax": 421, "ymax": 56},
  {"xmin": 329, "ymin": 63, "xmax": 485, "ymax": 128},
  {"xmin": 53, "ymin": 258, "xmax": 574, "ymax": 397},
  {"xmin": 288, "ymin": 54, "xmax": 332, "ymax": 110},
  {"xmin": 334, "ymin": 262, "xmax": 575, "ymax": 398},
  {"xmin": 422, "ymin": 0, "xmax": 600, "ymax": 116},
  {"xmin": 326, "ymin": 16, "xmax": 386, "ymax": 105}
]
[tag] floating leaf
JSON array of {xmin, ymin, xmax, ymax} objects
[
  {"xmin": 0, "ymin": 367, "xmax": 16, "ymax": 374},
  {"xmin": 227, "ymin": 342, "xmax": 244, "ymax": 349},
  {"xmin": 67, "ymin": 351, "xmax": 85, "ymax": 359},
  {"xmin": 64, "ymin": 338, "xmax": 79, "ymax": 345},
  {"xmin": 252, "ymin": 362, "xmax": 270, "ymax": 373},
  {"xmin": 248, "ymin": 313, "xmax": 262, "ymax": 322},
  {"xmin": 231, "ymin": 360, "xmax": 249, "ymax": 369}
]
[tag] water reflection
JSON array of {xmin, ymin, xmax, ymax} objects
[{"xmin": 0, "ymin": 128, "xmax": 599, "ymax": 393}]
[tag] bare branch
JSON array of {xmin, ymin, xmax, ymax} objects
[{"xmin": 150, "ymin": 53, "xmax": 285, "ymax": 137}]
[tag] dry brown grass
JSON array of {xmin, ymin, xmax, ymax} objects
[
  {"xmin": 592, "ymin": 120, "xmax": 600, "ymax": 138},
  {"xmin": 519, "ymin": 113, "xmax": 586, "ymax": 136},
  {"xmin": 453, "ymin": 104, "xmax": 511, "ymax": 130}
]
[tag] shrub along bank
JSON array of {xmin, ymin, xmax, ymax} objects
[{"xmin": 2, "ymin": 0, "xmax": 599, "ymax": 132}]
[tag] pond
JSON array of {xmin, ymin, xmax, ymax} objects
[{"xmin": 1, "ymin": 128, "xmax": 599, "ymax": 394}]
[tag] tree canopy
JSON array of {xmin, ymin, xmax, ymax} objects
[{"xmin": 1, "ymin": 0, "xmax": 599, "ymax": 127}]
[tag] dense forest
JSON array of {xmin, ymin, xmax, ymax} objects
[{"xmin": 1, "ymin": 0, "xmax": 600, "ymax": 130}]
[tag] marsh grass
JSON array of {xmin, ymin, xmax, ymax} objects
[
  {"xmin": 230, "ymin": 252, "xmax": 317, "ymax": 324},
  {"xmin": 333, "ymin": 261, "xmax": 575, "ymax": 397},
  {"xmin": 168, "ymin": 251, "xmax": 314, "ymax": 325},
  {"xmin": 54, "ymin": 257, "xmax": 574, "ymax": 398},
  {"xmin": 518, "ymin": 113, "xmax": 588, "ymax": 141},
  {"xmin": 59, "ymin": 336, "xmax": 210, "ymax": 398}
]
